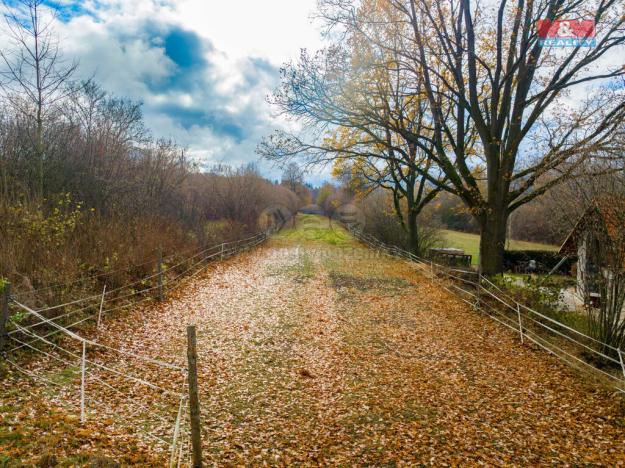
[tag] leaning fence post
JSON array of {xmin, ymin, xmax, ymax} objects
[
  {"xmin": 187, "ymin": 325, "xmax": 203, "ymax": 467},
  {"xmin": 157, "ymin": 249, "xmax": 164, "ymax": 302},
  {"xmin": 97, "ymin": 284, "xmax": 107, "ymax": 328},
  {"xmin": 80, "ymin": 340, "xmax": 87, "ymax": 423},
  {"xmin": 0, "ymin": 282, "xmax": 10, "ymax": 351},
  {"xmin": 516, "ymin": 303, "xmax": 524, "ymax": 344},
  {"xmin": 220, "ymin": 243, "xmax": 225, "ymax": 260}
]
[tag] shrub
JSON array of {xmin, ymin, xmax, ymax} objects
[
  {"xmin": 503, "ymin": 250, "xmax": 576, "ymax": 274},
  {"xmin": 489, "ymin": 275, "xmax": 590, "ymax": 336},
  {"xmin": 359, "ymin": 191, "xmax": 439, "ymax": 257}
]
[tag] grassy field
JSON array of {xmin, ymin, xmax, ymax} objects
[
  {"xmin": 274, "ymin": 214, "xmax": 354, "ymax": 246},
  {"xmin": 441, "ymin": 229, "xmax": 558, "ymax": 265},
  {"xmin": 279, "ymin": 217, "xmax": 560, "ymax": 268}
]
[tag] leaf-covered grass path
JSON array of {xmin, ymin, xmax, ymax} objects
[{"xmin": 2, "ymin": 215, "xmax": 624, "ymax": 465}]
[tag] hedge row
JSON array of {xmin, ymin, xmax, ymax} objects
[{"xmin": 503, "ymin": 250, "xmax": 576, "ymax": 274}]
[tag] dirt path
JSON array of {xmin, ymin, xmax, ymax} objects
[{"xmin": 2, "ymin": 215, "xmax": 624, "ymax": 465}]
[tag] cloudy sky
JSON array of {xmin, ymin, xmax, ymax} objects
[{"xmin": 21, "ymin": 0, "xmax": 325, "ymax": 181}]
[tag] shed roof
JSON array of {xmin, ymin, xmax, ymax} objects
[{"xmin": 559, "ymin": 198, "xmax": 625, "ymax": 255}]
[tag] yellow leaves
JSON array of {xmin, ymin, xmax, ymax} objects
[
  {"xmin": 4, "ymin": 192, "xmax": 85, "ymax": 247},
  {"xmin": 63, "ymin": 414, "xmax": 79, "ymax": 424},
  {"xmin": 75, "ymin": 428, "xmax": 94, "ymax": 438}
]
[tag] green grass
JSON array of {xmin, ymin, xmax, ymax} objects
[
  {"xmin": 48, "ymin": 366, "xmax": 80, "ymax": 386},
  {"xmin": 275, "ymin": 214, "xmax": 355, "ymax": 247},
  {"xmin": 440, "ymin": 229, "xmax": 558, "ymax": 265}
]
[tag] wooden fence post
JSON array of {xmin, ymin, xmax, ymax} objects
[
  {"xmin": 97, "ymin": 284, "xmax": 107, "ymax": 329},
  {"xmin": 157, "ymin": 249, "xmax": 164, "ymax": 302},
  {"xmin": 618, "ymin": 349, "xmax": 625, "ymax": 380},
  {"xmin": 476, "ymin": 271, "xmax": 482, "ymax": 311},
  {"xmin": 516, "ymin": 303, "xmax": 524, "ymax": 344},
  {"xmin": 430, "ymin": 261, "xmax": 434, "ymax": 284},
  {"xmin": 0, "ymin": 282, "xmax": 11, "ymax": 351},
  {"xmin": 187, "ymin": 325, "xmax": 203, "ymax": 467}
]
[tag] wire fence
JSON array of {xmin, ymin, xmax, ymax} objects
[
  {"xmin": 1, "ymin": 226, "xmax": 277, "ymax": 465},
  {"xmin": 5, "ymin": 231, "xmax": 270, "ymax": 352},
  {"xmin": 350, "ymin": 229, "xmax": 625, "ymax": 394}
]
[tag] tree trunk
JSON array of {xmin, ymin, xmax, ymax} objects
[
  {"xmin": 407, "ymin": 209, "xmax": 419, "ymax": 255},
  {"xmin": 36, "ymin": 127, "xmax": 44, "ymax": 197},
  {"xmin": 479, "ymin": 207, "xmax": 508, "ymax": 275}
]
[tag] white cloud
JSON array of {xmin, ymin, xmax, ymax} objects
[
  {"xmin": 173, "ymin": 0, "xmax": 322, "ymax": 63},
  {"xmin": 45, "ymin": 0, "xmax": 327, "ymax": 180}
]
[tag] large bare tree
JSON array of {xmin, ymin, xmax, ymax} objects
[
  {"xmin": 318, "ymin": 0, "xmax": 625, "ymax": 274},
  {"xmin": 266, "ymin": 0, "xmax": 625, "ymax": 274},
  {"xmin": 281, "ymin": 162, "xmax": 305, "ymax": 193}
]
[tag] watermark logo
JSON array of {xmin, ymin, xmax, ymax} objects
[{"xmin": 537, "ymin": 19, "xmax": 596, "ymax": 47}]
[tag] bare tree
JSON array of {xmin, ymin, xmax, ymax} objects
[
  {"xmin": 0, "ymin": 0, "xmax": 78, "ymax": 196},
  {"xmin": 260, "ymin": 44, "xmax": 447, "ymax": 254},
  {"xmin": 366, "ymin": 0, "xmax": 623, "ymax": 273},
  {"xmin": 281, "ymin": 162, "xmax": 304, "ymax": 194}
]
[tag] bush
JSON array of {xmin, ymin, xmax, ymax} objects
[
  {"xmin": 359, "ymin": 191, "xmax": 439, "ymax": 256},
  {"xmin": 503, "ymin": 250, "xmax": 576, "ymax": 274},
  {"xmin": 489, "ymin": 275, "xmax": 590, "ymax": 336}
]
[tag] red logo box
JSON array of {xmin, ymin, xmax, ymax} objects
[{"xmin": 537, "ymin": 19, "xmax": 595, "ymax": 38}]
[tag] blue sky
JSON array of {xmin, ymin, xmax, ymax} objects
[{"xmin": 13, "ymin": 0, "xmax": 326, "ymax": 182}]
